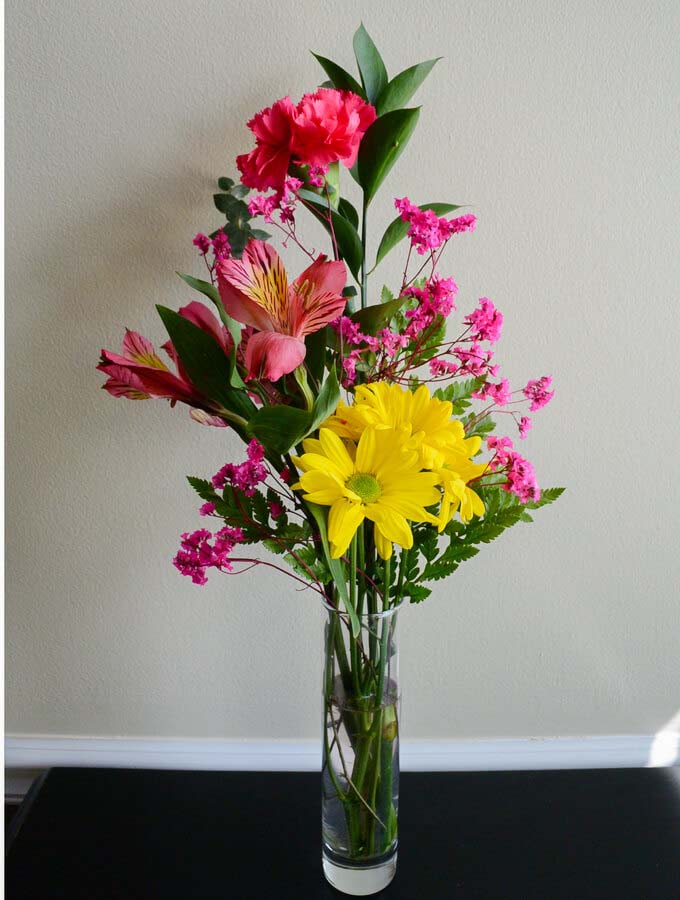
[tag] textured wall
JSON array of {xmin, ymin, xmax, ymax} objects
[{"xmin": 6, "ymin": 0, "xmax": 680, "ymax": 741}]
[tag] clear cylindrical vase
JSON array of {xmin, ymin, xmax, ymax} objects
[{"xmin": 321, "ymin": 600, "xmax": 400, "ymax": 896}]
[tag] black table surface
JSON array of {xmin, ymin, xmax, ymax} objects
[{"xmin": 5, "ymin": 767, "xmax": 680, "ymax": 898}]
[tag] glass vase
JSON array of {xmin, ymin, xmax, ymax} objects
[{"xmin": 321, "ymin": 600, "xmax": 401, "ymax": 896}]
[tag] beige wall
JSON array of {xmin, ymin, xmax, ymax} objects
[{"xmin": 6, "ymin": 0, "xmax": 680, "ymax": 743}]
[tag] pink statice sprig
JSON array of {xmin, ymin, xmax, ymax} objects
[{"xmin": 175, "ymin": 439, "xmax": 327, "ymax": 590}]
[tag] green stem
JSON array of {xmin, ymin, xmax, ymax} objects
[
  {"xmin": 349, "ymin": 535, "xmax": 362, "ymax": 699},
  {"xmin": 356, "ymin": 522, "xmax": 366, "ymax": 619},
  {"xmin": 382, "ymin": 556, "xmax": 392, "ymax": 612},
  {"xmin": 323, "ymin": 705, "xmax": 348, "ymax": 804},
  {"xmin": 293, "ymin": 365, "xmax": 314, "ymax": 411},
  {"xmin": 395, "ymin": 547, "xmax": 409, "ymax": 604},
  {"xmin": 331, "ymin": 612, "xmax": 352, "ymax": 696},
  {"xmin": 215, "ymin": 407, "xmax": 249, "ymax": 429},
  {"xmin": 361, "ymin": 195, "xmax": 368, "ymax": 310}
]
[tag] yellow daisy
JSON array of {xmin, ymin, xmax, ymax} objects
[
  {"xmin": 293, "ymin": 426, "xmax": 440, "ymax": 560},
  {"xmin": 435, "ymin": 443, "xmax": 487, "ymax": 532},
  {"xmin": 324, "ymin": 382, "xmax": 468, "ymax": 469}
]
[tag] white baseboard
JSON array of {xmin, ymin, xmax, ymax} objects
[{"xmin": 5, "ymin": 732, "xmax": 679, "ymax": 800}]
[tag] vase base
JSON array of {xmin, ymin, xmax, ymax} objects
[{"xmin": 322, "ymin": 851, "xmax": 397, "ymax": 896}]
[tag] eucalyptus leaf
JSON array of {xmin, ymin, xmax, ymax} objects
[
  {"xmin": 353, "ymin": 24, "xmax": 388, "ymax": 103},
  {"xmin": 217, "ymin": 177, "xmax": 234, "ymax": 191},
  {"xmin": 376, "ymin": 58, "xmax": 441, "ymax": 115},
  {"xmin": 223, "ymin": 222, "xmax": 249, "ymax": 257},
  {"xmin": 357, "ymin": 108, "xmax": 421, "ymax": 205},
  {"xmin": 311, "ymin": 53, "xmax": 365, "ymax": 97}
]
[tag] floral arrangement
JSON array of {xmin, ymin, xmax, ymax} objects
[{"xmin": 98, "ymin": 25, "xmax": 562, "ymax": 887}]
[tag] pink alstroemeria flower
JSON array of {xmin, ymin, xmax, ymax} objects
[
  {"xmin": 216, "ymin": 240, "xmax": 346, "ymax": 381},
  {"xmin": 98, "ymin": 301, "xmax": 231, "ymax": 426}
]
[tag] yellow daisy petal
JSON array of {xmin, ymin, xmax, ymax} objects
[{"xmin": 328, "ymin": 499, "xmax": 365, "ymax": 558}]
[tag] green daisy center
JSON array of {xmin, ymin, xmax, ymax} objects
[{"xmin": 346, "ymin": 472, "xmax": 382, "ymax": 504}]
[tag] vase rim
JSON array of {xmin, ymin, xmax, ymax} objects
[{"xmin": 320, "ymin": 596, "xmax": 404, "ymax": 619}]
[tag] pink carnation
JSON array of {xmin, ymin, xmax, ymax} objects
[
  {"xmin": 292, "ymin": 89, "xmax": 376, "ymax": 169},
  {"xmin": 236, "ymin": 90, "xmax": 375, "ymax": 193},
  {"xmin": 236, "ymin": 96, "xmax": 297, "ymax": 192}
]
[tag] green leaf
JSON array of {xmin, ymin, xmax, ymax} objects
[
  {"xmin": 376, "ymin": 58, "xmax": 441, "ymax": 115},
  {"xmin": 403, "ymin": 583, "xmax": 432, "ymax": 603},
  {"xmin": 463, "ymin": 414, "xmax": 496, "ymax": 440},
  {"xmin": 305, "ymin": 327, "xmax": 328, "ymax": 384},
  {"xmin": 186, "ymin": 476, "xmax": 216, "ymax": 503},
  {"xmin": 380, "ymin": 285, "xmax": 394, "ymax": 304},
  {"xmin": 176, "ymin": 272, "xmax": 220, "ymax": 305},
  {"xmin": 156, "ymin": 306, "xmax": 255, "ymax": 424},
  {"xmin": 217, "ymin": 177, "xmax": 234, "ymax": 191},
  {"xmin": 406, "ymin": 315, "xmax": 447, "ymax": 368},
  {"xmin": 298, "ymin": 189, "xmax": 363, "ymax": 281},
  {"xmin": 525, "ymin": 487, "xmax": 565, "ymax": 509},
  {"xmin": 421, "ymin": 544, "xmax": 480, "ymax": 581},
  {"xmin": 306, "ymin": 502, "xmax": 359, "ymax": 637},
  {"xmin": 283, "ymin": 545, "xmax": 331, "ymax": 584},
  {"xmin": 357, "ymin": 108, "xmax": 421, "ymax": 205},
  {"xmin": 338, "ymin": 198, "xmax": 359, "ymax": 231},
  {"xmin": 307, "ymin": 367, "xmax": 340, "ymax": 435},
  {"xmin": 250, "ymin": 228, "xmax": 272, "ymax": 241},
  {"xmin": 246, "ymin": 406, "xmax": 311, "ymax": 455},
  {"xmin": 176, "ymin": 272, "xmax": 245, "ymax": 390},
  {"xmin": 374, "ymin": 203, "xmax": 461, "ymax": 268},
  {"xmin": 251, "ymin": 490, "xmax": 269, "ymax": 526},
  {"xmin": 311, "ymin": 53, "xmax": 365, "ymax": 97},
  {"xmin": 350, "ymin": 295, "xmax": 408, "ymax": 335},
  {"xmin": 230, "ymin": 184, "xmax": 249, "ymax": 199},
  {"xmin": 214, "ymin": 193, "xmax": 250, "ymax": 225},
  {"xmin": 353, "ymin": 24, "xmax": 388, "ymax": 103},
  {"xmin": 223, "ymin": 221, "xmax": 250, "ymax": 258},
  {"xmin": 433, "ymin": 376, "xmax": 484, "ymax": 405}
]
